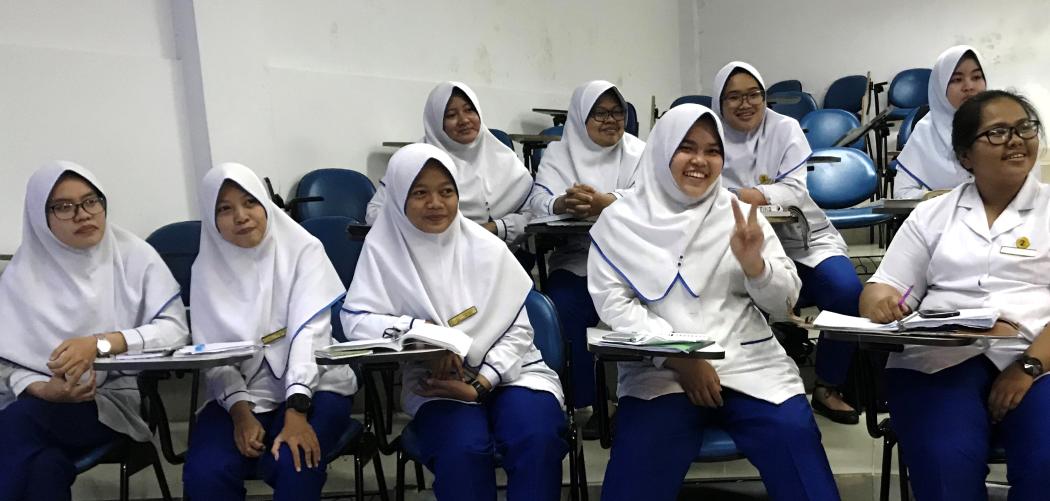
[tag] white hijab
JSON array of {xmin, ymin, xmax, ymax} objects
[
  {"xmin": 896, "ymin": 45, "xmax": 984, "ymax": 189},
  {"xmin": 423, "ymin": 81, "xmax": 532, "ymax": 220},
  {"xmin": 0, "ymin": 161, "xmax": 180, "ymax": 379},
  {"xmin": 712, "ymin": 62, "xmax": 811, "ymax": 186},
  {"xmin": 534, "ymin": 80, "xmax": 645, "ymax": 195},
  {"xmin": 344, "ymin": 143, "xmax": 533, "ymax": 368},
  {"xmin": 590, "ymin": 104, "xmax": 735, "ymax": 302},
  {"xmin": 190, "ymin": 163, "xmax": 344, "ymax": 378}
]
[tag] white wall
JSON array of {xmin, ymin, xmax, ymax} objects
[{"xmin": 0, "ymin": 1, "xmax": 196, "ymax": 254}]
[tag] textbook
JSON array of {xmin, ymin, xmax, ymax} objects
[
  {"xmin": 174, "ymin": 341, "xmax": 259, "ymax": 356},
  {"xmin": 812, "ymin": 308, "xmax": 1000, "ymax": 333},
  {"xmin": 321, "ymin": 323, "xmax": 472, "ymax": 357},
  {"xmin": 587, "ymin": 327, "xmax": 715, "ymax": 353}
]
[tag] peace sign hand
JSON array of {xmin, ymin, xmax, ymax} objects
[{"xmin": 730, "ymin": 199, "xmax": 766, "ymax": 278}]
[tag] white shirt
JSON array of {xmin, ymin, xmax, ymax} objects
[{"xmin": 869, "ymin": 176, "xmax": 1050, "ymax": 373}]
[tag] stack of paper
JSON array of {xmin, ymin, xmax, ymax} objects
[
  {"xmin": 587, "ymin": 328, "xmax": 715, "ymax": 353},
  {"xmin": 314, "ymin": 348, "xmax": 373, "ymax": 361},
  {"xmin": 174, "ymin": 341, "xmax": 259, "ymax": 356},
  {"xmin": 813, "ymin": 308, "xmax": 999, "ymax": 333}
]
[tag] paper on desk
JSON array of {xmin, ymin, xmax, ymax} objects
[
  {"xmin": 813, "ymin": 309, "xmax": 999, "ymax": 333},
  {"xmin": 174, "ymin": 340, "xmax": 259, "ymax": 356},
  {"xmin": 529, "ymin": 213, "xmax": 574, "ymax": 224}
]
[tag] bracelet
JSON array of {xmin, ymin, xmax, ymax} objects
[{"xmin": 469, "ymin": 378, "xmax": 490, "ymax": 403}]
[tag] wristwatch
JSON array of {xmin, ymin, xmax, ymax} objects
[
  {"xmin": 95, "ymin": 333, "xmax": 112, "ymax": 358},
  {"xmin": 1019, "ymin": 355, "xmax": 1044, "ymax": 378},
  {"xmin": 287, "ymin": 393, "xmax": 312, "ymax": 415},
  {"xmin": 469, "ymin": 378, "xmax": 490, "ymax": 403}
]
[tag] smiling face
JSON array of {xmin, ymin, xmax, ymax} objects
[
  {"xmin": 958, "ymin": 97, "xmax": 1039, "ymax": 191},
  {"xmin": 586, "ymin": 91, "xmax": 626, "ymax": 147},
  {"xmin": 720, "ymin": 71, "xmax": 765, "ymax": 133},
  {"xmin": 670, "ymin": 117, "xmax": 724, "ymax": 198},
  {"xmin": 946, "ymin": 55, "xmax": 986, "ymax": 109},
  {"xmin": 215, "ymin": 181, "xmax": 268, "ymax": 248},
  {"xmin": 47, "ymin": 174, "xmax": 106, "ymax": 249},
  {"xmin": 442, "ymin": 91, "xmax": 481, "ymax": 145},
  {"xmin": 405, "ymin": 160, "xmax": 459, "ymax": 233}
]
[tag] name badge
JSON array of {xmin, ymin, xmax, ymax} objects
[
  {"xmin": 758, "ymin": 174, "xmax": 773, "ymax": 185},
  {"xmin": 262, "ymin": 327, "xmax": 287, "ymax": 345},
  {"xmin": 448, "ymin": 306, "xmax": 478, "ymax": 327},
  {"xmin": 1000, "ymin": 246, "xmax": 1038, "ymax": 258}
]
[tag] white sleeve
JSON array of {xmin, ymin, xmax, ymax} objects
[
  {"xmin": 745, "ymin": 216, "xmax": 802, "ymax": 316},
  {"xmin": 282, "ymin": 310, "xmax": 330, "ymax": 399},
  {"xmin": 206, "ymin": 365, "xmax": 250, "ymax": 411},
  {"xmin": 341, "ymin": 308, "xmax": 418, "ymax": 341},
  {"xmin": 756, "ymin": 152, "xmax": 810, "ymax": 208},
  {"xmin": 5, "ymin": 363, "xmax": 49, "ymax": 398},
  {"xmin": 892, "ymin": 161, "xmax": 928, "ymax": 199},
  {"xmin": 495, "ymin": 212, "xmax": 530, "ymax": 245},
  {"xmin": 525, "ymin": 183, "xmax": 558, "ymax": 217},
  {"xmin": 868, "ymin": 212, "xmax": 931, "ymax": 311},
  {"xmin": 365, "ymin": 181, "xmax": 388, "ymax": 225},
  {"xmin": 121, "ymin": 294, "xmax": 189, "ymax": 353},
  {"xmin": 477, "ymin": 306, "xmax": 533, "ymax": 386}
]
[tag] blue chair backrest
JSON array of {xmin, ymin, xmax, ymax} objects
[
  {"xmin": 292, "ymin": 168, "xmax": 376, "ymax": 223},
  {"xmin": 807, "ymin": 147, "xmax": 878, "ymax": 209},
  {"xmin": 146, "ymin": 221, "xmax": 201, "ymax": 306},
  {"xmin": 888, "ymin": 68, "xmax": 931, "ymax": 110},
  {"xmin": 670, "ymin": 95, "xmax": 713, "ymax": 109},
  {"xmin": 489, "ymin": 128, "xmax": 514, "ymax": 150},
  {"xmin": 625, "ymin": 102, "xmax": 639, "ymax": 137},
  {"xmin": 896, "ymin": 105, "xmax": 930, "ymax": 150},
  {"xmin": 769, "ymin": 91, "xmax": 819, "ymax": 121},
  {"xmin": 300, "ymin": 215, "xmax": 362, "ymax": 343},
  {"xmin": 531, "ymin": 125, "xmax": 564, "ymax": 169},
  {"xmin": 524, "ymin": 289, "xmax": 564, "ymax": 372},
  {"xmin": 823, "ymin": 75, "xmax": 867, "ymax": 114},
  {"xmin": 800, "ymin": 109, "xmax": 862, "ymax": 150},
  {"xmin": 767, "ymin": 79, "xmax": 802, "ymax": 94}
]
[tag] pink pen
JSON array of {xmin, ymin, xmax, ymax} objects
[{"xmin": 897, "ymin": 285, "xmax": 914, "ymax": 308}]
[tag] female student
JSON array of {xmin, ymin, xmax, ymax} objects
[
  {"xmin": 713, "ymin": 61, "xmax": 862, "ymax": 423},
  {"xmin": 182, "ymin": 163, "xmax": 357, "ymax": 500},
  {"xmin": 0, "ymin": 161, "xmax": 189, "ymax": 500},
  {"xmin": 894, "ymin": 45, "xmax": 987, "ymax": 199},
  {"xmin": 590, "ymin": 104, "xmax": 839, "ymax": 500},
  {"xmin": 344, "ymin": 143, "xmax": 566, "ymax": 501},
  {"xmin": 366, "ymin": 81, "xmax": 534, "ymax": 247},
  {"xmin": 861, "ymin": 90, "xmax": 1050, "ymax": 500},
  {"xmin": 526, "ymin": 80, "xmax": 644, "ymax": 421}
]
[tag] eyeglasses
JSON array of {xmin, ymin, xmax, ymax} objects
[
  {"xmin": 589, "ymin": 108, "xmax": 626, "ymax": 123},
  {"xmin": 972, "ymin": 120, "xmax": 1041, "ymax": 146},
  {"xmin": 722, "ymin": 90, "xmax": 765, "ymax": 108},
  {"xmin": 47, "ymin": 196, "xmax": 106, "ymax": 221}
]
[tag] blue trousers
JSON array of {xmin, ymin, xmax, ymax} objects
[
  {"xmin": 182, "ymin": 391, "xmax": 352, "ymax": 501},
  {"xmin": 797, "ymin": 255, "xmax": 863, "ymax": 386},
  {"xmin": 546, "ymin": 269, "xmax": 600, "ymax": 408},
  {"xmin": 601, "ymin": 391, "xmax": 840, "ymax": 501},
  {"xmin": 886, "ymin": 356, "xmax": 1050, "ymax": 501},
  {"xmin": 411, "ymin": 386, "xmax": 568, "ymax": 501},
  {"xmin": 0, "ymin": 396, "xmax": 121, "ymax": 501}
]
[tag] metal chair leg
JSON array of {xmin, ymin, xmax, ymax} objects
[
  {"xmin": 880, "ymin": 437, "xmax": 893, "ymax": 501},
  {"xmin": 372, "ymin": 447, "xmax": 390, "ymax": 501},
  {"xmin": 395, "ymin": 449, "xmax": 406, "ymax": 501},
  {"xmin": 898, "ymin": 444, "xmax": 910, "ymax": 501},
  {"xmin": 120, "ymin": 462, "xmax": 131, "ymax": 501},
  {"xmin": 354, "ymin": 453, "xmax": 365, "ymax": 501},
  {"xmin": 413, "ymin": 460, "xmax": 426, "ymax": 491},
  {"xmin": 151, "ymin": 449, "xmax": 173, "ymax": 501}
]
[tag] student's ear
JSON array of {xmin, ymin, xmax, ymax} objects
[{"xmin": 956, "ymin": 150, "xmax": 974, "ymax": 173}]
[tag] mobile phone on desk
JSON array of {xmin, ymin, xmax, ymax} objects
[
  {"xmin": 917, "ymin": 309, "xmax": 960, "ymax": 319},
  {"xmin": 602, "ymin": 332, "xmax": 643, "ymax": 343}
]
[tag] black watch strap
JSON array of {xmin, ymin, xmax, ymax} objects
[
  {"xmin": 1020, "ymin": 356, "xmax": 1044, "ymax": 378},
  {"xmin": 470, "ymin": 379, "xmax": 490, "ymax": 403},
  {"xmin": 287, "ymin": 393, "xmax": 312, "ymax": 414}
]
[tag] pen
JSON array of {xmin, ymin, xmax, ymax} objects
[{"xmin": 897, "ymin": 285, "xmax": 914, "ymax": 308}]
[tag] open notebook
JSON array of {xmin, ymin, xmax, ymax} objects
[
  {"xmin": 813, "ymin": 308, "xmax": 999, "ymax": 333},
  {"xmin": 320, "ymin": 323, "xmax": 472, "ymax": 358},
  {"xmin": 587, "ymin": 327, "xmax": 715, "ymax": 353}
]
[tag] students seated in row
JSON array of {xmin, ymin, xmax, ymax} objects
[
  {"xmin": 861, "ymin": 90, "xmax": 1050, "ymax": 500},
  {"xmin": 344, "ymin": 144, "xmax": 567, "ymax": 501},
  {"xmin": 713, "ymin": 62, "xmax": 863, "ymax": 424},
  {"xmin": 894, "ymin": 45, "xmax": 986, "ymax": 199},
  {"xmin": 527, "ymin": 80, "xmax": 644, "ymax": 423},
  {"xmin": 0, "ymin": 162, "xmax": 189, "ymax": 501},
  {"xmin": 183, "ymin": 163, "xmax": 357, "ymax": 500},
  {"xmin": 590, "ymin": 104, "xmax": 840, "ymax": 501},
  {"xmin": 366, "ymin": 81, "xmax": 534, "ymax": 249}
]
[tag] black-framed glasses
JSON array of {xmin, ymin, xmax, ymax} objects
[
  {"xmin": 972, "ymin": 120, "xmax": 1041, "ymax": 146},
  {"xmin": 47, "ymin": 196, "xmax": 106, "ymax": 221},
  {"xmin": 722, "ymin": 89, "xmax": 765, "ymax": 108},
  {"xmin": 589, "ymin": 107, "xmax": 626, "ymax": 123}
]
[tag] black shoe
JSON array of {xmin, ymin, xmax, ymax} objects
[
  {"xmin": 811, "ymin": 388, "xmax": 860, "ymax": 425},
  {"xmin": 581, "ymin": 409, "xmax": 616, "ymax": 440}
]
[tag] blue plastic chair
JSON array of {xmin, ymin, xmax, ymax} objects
[
  {"xmin": 301, "ymin": 215, "xmax": 364, "ymax": 343},
  {"xmin": 395, "ymin": 290, "xmax": 588, "ymax": 501},
  {"xmin": 146, "ymin": 221, "xmax": 201, "ymax": 306},
  {"xmin": 531, "ymin": 124, "xmax": 564, "ymax": 169},
  {"xmin": 671, "ymin": 95, "xmax": 714, "ymax": 109},
  {"xmin": 887, "ymin": 68, "xmax": 931, "ymax": 120},
  {"xmin": 800, "ymin": 109, "xmax": 864, "ymax": 150},
  {"xmin": 896, "ymin": 105, "xmax": 930, "ymax": 151},
  {"xmin": 807, "ymin": 148, "xmax": 893, "ymax": 230},
  {"xmin": 290, "ymin": 168, "xmax": 377, "ymax": 223},
  {"xmin": 625, "ymin": 101, "xmax": 639, "ymax": 137},
  {"xmin": 823, "ymin": 75, "xmax": 868, "ymax": 114},
  {"xmin": 767, "ymin": 79, "xmax": 802, "ymax": 94},
  {"xmin": 769, "ymin": 91, "xmax": 819, "ymax": 121},
  {"xmin": 489, "ymin": 128, "xmax": 514, "ymax": 150},
  {"xmin": 72, "ymin": 417, "xmax": 173, "ymax": 501}
]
